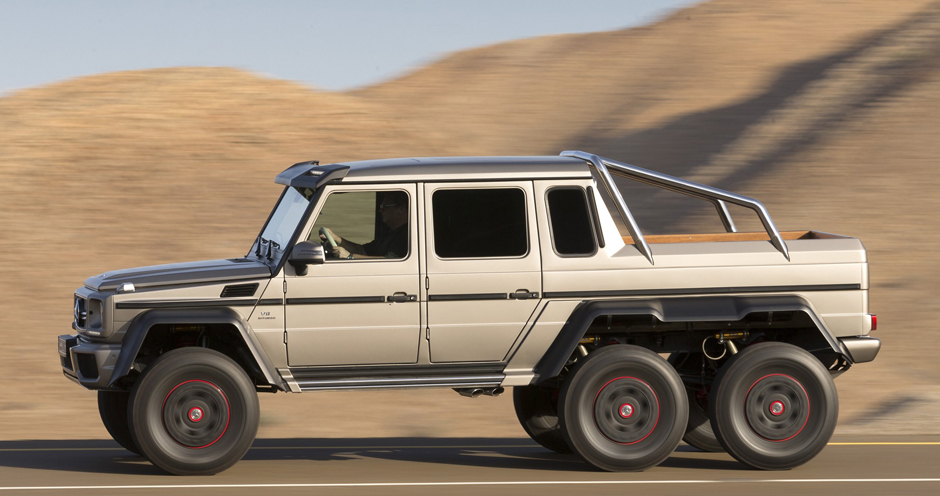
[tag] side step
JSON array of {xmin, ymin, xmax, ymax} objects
[{"xmin": 295, "ymin": 374, "xmax": 505, "ymax": 392}]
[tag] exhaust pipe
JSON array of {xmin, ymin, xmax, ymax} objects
[
  {"xmin": 455, "ymin": 388, "xmax": 483, "ymax": 398},
  {"xmin": 454, "ymin": 387, "xmax": 504, "ymax": 398}
]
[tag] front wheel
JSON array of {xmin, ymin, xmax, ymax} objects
[
  {"xmin": 559, "ymin": 345, "xmax": 687, "ymax": 471},
  {"xmin": 128, "ymin": 348, "xmax": 260, "ymax": 475},
  {"xmin": 98, "ymin": 390, "xmax": 141, "ymax": 455},
  {"xmin": 709, "ymin": 342, "xmax": 838, "ymax": 470}
]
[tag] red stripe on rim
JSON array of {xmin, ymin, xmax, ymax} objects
[
  {"xmin": 744, "ymin": 373, "xmax": 809, "ymax": 443},
  {"xmin": 162, "ymin": 379, "xmax": 231, "ymax": 449},
  {"xmin": 593, "ymin": 376, "xmax": 660, "ymax": 445}
]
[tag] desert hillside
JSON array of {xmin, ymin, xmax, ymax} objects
[{"xmin": 2, "ymin": 0, "xmax": 939, "ymax": 440}]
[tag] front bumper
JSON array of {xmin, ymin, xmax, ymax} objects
[{"xmin": 58, "ymin": 334, "xmax": 122, "ymax": 389}]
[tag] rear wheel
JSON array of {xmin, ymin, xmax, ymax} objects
[
  {"xmin": 513, "ymin": 385, "xmax": 572, "ymax": 453},
  {"xmin": 710, "ymin": 342, "xmax": 838, "ymax": 470},
  {"xmin": 97, "ymin": 390, "xmax": 141, "ymax": 455},
  {"xmin": 668, "ymin": 353, "xmax": 723, "ymax": 452},
  {"xmin": 128, "ymin": 348, "xmax": 259, "ymax": 475},
  {"xmin": 559, "ymin": 345, "xmax": 687, "ymax": 471}
]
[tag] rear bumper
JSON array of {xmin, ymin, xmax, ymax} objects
[
  {"xmin": 839, "ymin": 336, "xmax": 881, "ymax": 363},
  {"xmin": 58, "ymin": 334, "xmax": 122, "ymax": 389}
]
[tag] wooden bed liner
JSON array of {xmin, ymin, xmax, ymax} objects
[{"xmin": 622, "ymin": 230, "xmax": 841, "ymax": 245}]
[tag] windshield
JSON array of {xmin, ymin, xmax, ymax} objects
[{"xmin": 254, "ymin": 187, "xmax": 313, "ymax": 257}]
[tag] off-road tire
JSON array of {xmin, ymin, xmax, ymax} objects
[
  {"xmin": 709, "ymin": 342, "xmax": 838, "ymax": 470},
  {"xmin": 128, "ymin": 347, "xmax": 259, "ymax": 475},
  {"xmin": 513, "ymin": 385, "xmax": 572, "ymax": 454},
  {"xmin": 97, "ymin": 390, "xmax": 141, "ymax": 455},
  {"xmin": 559, "ymin": 345, "xmax": 687, "ymax": 471},
  {"xmin": 668, "ymin": 353, "xmax": 724, "ymax": 452}
]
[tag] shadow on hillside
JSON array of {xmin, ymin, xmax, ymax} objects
[
  {"xmin": 0, "ymin": 437, "xmax": 742, "ymax": 476},
  {"xmin": 565, "ymin": 2, "xmax": 940, "ymax": 233}
]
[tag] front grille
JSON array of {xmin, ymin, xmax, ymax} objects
[
  {"xmin": 76, "ymin": 353, "xmax": 98, "ymax": 380},
  {"xmin": 73, "ymin": 296, "xmax": 87, "ymax": 329},
  {"xmin": 221, "ymin": 283, "xmax": 259, "ymax": 298}
]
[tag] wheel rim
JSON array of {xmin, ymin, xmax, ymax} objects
[
  {"xmin": 593, "ymin": 376, "xmax": 660, "ymax": 445},
  {"xmin": 162, "ymin": 379, "xmax": 231, "ymax": 449},
  {"xmin": 744, "ymin": 373, "xmax": 809, "ymax": 442}
]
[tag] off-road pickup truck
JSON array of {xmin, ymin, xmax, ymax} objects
[{"xmin": 59, "ymin": 151, "xmax": 880, "ymax": 475}]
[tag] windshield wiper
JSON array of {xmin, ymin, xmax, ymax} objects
[
  {"xmin": 266, "ymin": 241, "xmax": 280, "ymax": 261},
  {"xmin": 254, "ymin": 236, "xmax": 269, "ymax": 258},
  {"xmin": 254, "ymin": 236, "xmax": 281, "ymax": 261}
]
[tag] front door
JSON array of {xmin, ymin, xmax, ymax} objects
[
  {"xmin": 285, "ymin": 183, "xmax": 421, "ymax": 366},
  {"xmin": 424, "ymin": 182, "xmax": 542, "ymax": 362}
]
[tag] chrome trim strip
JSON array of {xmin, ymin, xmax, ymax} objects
[
  {"xmin": 428, "ymin": 293, "xmax": 508, "ymax": 302},
  {"xmin": 286, "ymin": 296, "xmax": 386, "ymax": 305},
  {"xmin": 543, "ymin": 284, "xmax": 861, "ymax": 299}
]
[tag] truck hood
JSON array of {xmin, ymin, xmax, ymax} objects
[{"xmin": 84, "ymin": 258, "xmax": 272, "ymax": 292}]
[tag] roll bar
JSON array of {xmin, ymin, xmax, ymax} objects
[{"xmin": 561, "ymin": 151, "xmax": 790, "ymax": 264}]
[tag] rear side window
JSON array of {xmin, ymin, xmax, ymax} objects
[
  {"xmin": 432, "ymin": 188, "xmax": 527, "ymax": 258},
  {"xmin": 547, "ymin": 188, "xmax": 596, "ymax": 256}
]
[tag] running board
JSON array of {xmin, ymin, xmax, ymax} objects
[{"xmin": 295, "ymin": 374, "xmax": 505, "ymax": 392}]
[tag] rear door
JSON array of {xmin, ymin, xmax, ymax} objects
[{"xmin": 424, "ymin": 181, "xmax": 542, "ymax": 362}]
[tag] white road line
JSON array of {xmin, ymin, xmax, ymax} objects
[
  {"xmin": 2, "ymin": 441, "xmax": 939, "ymax": 452},
  {"xmin": 2, "ymin": 479, "xmax": 940, "ymax": 491}
]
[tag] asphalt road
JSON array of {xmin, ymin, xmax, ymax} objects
[{"xmin": 1, "ymin": 436, "xmax": 939, "ymax": 496}]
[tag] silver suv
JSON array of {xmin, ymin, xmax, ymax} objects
[{"xmin": 59, "ymin": 151, "xmax": 880, "ymax": 475}]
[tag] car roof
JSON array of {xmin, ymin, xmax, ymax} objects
[
  {"xmin": 275, "ymin": 155, "xmax": 594, "ymax": 189},
  {"xmin": 335, "ymin": 155, "xmax": 592, "ymax": 182}
]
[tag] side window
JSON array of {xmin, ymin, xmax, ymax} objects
[
  {"xmin": 547, "ymin": 188, "xmax": 597, "ymax": 256},
  {"xmin": 432, "ymin": 188, "xmax": 527, "ymax": 258},
  {"xmin": 311, "ymin": 190, "xmax": 409, "ymax": 260}
]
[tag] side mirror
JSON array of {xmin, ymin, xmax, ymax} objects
[{"xmin": 289, "ymin": 241, "xmax": 325, "ymax": 276}]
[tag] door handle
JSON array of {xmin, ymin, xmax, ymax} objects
[
  {"xmin": 387, "ymin": 292, "xmax": 417, "ymax": 303},
  {"xmin": 509, "ymin": 290, "xmax": 540, "ymax": 300}
]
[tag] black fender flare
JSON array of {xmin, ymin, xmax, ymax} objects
[
  {"xmin": 109, "ymin": 307, "xmax": 281, "ymax": 388},
  {"xmin": 532, "ymin": 295, "xmax": 846, "ymax": 383}
]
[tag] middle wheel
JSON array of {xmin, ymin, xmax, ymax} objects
[{"xmin": 559, "ymin": 345, "xmax": 688, "ymax": 471}]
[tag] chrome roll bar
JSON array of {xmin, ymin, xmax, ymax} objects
[{"xmin": 561, "ymin": 150, "xmax": 790, "ymax": 264}]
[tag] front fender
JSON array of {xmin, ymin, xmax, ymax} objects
[{"xmin": 109, "ymin": 307, "xmax": 281, "ymax": 388}]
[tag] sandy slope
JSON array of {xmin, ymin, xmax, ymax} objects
[{"xmin": 1, "ymin": 0, "xmax": 939, "ymax": 440}]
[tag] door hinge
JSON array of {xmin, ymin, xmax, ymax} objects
[
  {"xmin": 425, "ymin": 327, "xmax": 430, "ymax": 340},
  {"xmin": 425, "ymin": 276, "xmax": 430, "ymax": 290},
  {"xmin": 283, "ymin": 331, "xmax": 288, "ymax": 344},
  {"xmin": 283, "ymin": 280, "xmax": 287, "ymax": 293}
]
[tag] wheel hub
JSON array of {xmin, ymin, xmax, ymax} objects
[
  {"xmin": 188, "ymin": 407, "xmax": 205, "ymax": 423},
  {"xmin": 744, "ymin": 374, "xmax": 809, "ymax": 442},
  {"xmin": 162, "ymin": 380, "xmax": 230, "ymax": 449},
  {"xmin": 593, "ymin": 377, "xmax": 660, "ymax": 445}
]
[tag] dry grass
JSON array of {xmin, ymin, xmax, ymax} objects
[{"xmin": 1, "ymin": 0, "xmax": 939, "ymax": 440}]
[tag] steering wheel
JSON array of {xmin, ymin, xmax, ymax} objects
[
  {"xmin": 319, "ymin": 227, "xmax": 339, "ymax": 258},
  {"xmin": 319, "ymin": 227, "xmax": 337, "ymax": 249}
]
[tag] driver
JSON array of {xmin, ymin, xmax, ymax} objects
[{"xmin": 320, "ymin": 191, "xmax": 408, "ymax": 260}]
